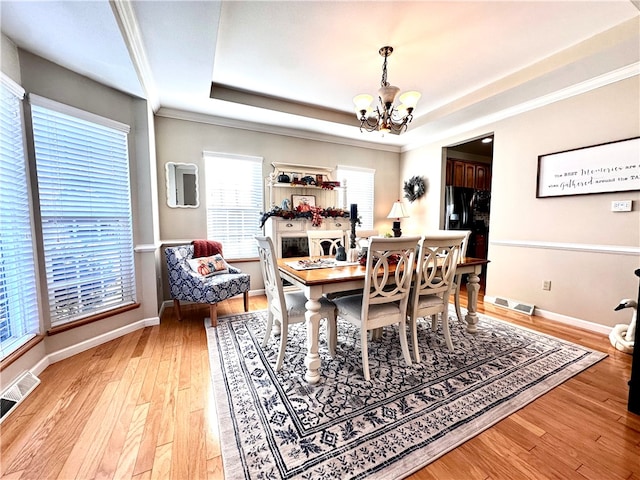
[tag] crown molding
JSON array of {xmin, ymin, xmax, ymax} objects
[
  {"xmin": 401, "ymin": 62, "xmax": 640, "ymax": 153},
  {"xmin": 110, "ymin": 0, "xmax": 160, "ymax": 112}
]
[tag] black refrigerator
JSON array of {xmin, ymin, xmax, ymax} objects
[{"xmin": 444, "ymin": 186, "xmax": 474, "ymax": 230}]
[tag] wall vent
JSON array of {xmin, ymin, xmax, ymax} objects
[
  {"xmin": 0, "ymin": 371, "xmax": 40, "ymax": 424},
  {"xmin": 491, "ymin": 296, "xmax": 535, "ymax": 316}
]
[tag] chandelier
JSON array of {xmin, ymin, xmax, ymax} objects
[{"xmin": 353, "ymin": 46, "xmax": 421, "ymax": 135}]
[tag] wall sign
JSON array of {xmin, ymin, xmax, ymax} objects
[{"xmin": 536, "ymin": 137, "xmax": 640, "ymax": 198}]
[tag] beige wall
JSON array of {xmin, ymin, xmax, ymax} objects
[
  {"xmin": 154, "ymin": 115, "xmax": 401, "ymax": 292},
  {"xmin": 1, "ymin": 33, "xmax": 20, "ymax": 83},
  {"xmin": 402, "ymin": 76, "xmax": 640, "ymax": 328}
]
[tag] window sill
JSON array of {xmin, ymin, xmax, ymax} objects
[
  {"xmin": 47, "ymin": 303, "xmax": 141, "ymax": 336},
  {"xmin": 0, "ymin": 335, "xmax": 45, "ymax": 371}
]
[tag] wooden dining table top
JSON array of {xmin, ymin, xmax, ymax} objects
[{"xmin": 277, "ymin": 256, "xmax": 489, "ymax": 287}]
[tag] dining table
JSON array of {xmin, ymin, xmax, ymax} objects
[{"xmin": 277, "ymin": 255, "xmax": 489, "ymax": 384}]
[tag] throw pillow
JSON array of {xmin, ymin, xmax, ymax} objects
[{"xmin": 187, "ymin": 254, "xmax": 230, "ymax": 277}]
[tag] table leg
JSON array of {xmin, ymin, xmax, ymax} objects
[
  {"xmin": 464, "ymin": 271, "xmax": 481, "ymax": 333},
  {"xmin": 304, "ymin": 294, "xmax": 322, "ymax": 384}
]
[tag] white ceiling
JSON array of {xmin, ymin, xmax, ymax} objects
[{"xmin": 2, "ymin": 1, "xmax": 639, "ymax": 151}]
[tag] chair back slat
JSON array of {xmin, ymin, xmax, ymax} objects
[
  {"xmin": 415, "ymin": 233, "xmax": 466, "ymax": 295},
  {"xmin": 255, "ymin": 236, "xmax": 288, "ymax": 321},
  {"xmin": 355, "ymin": 229, "xmax": 379, "ymax": 249},
  {"xmin": 362, "ymin": 236, "xmax": 421, "ymax": 318},
  {"xmin": 307, "ymin": 229, "xmax": 346, "ymax": 256}
]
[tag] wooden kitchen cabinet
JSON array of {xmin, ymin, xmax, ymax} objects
[
  {"xmin": 474, "ymin": 164, "xmax": 491, "ymax": 190},
  {"xmin": 446, "ymin": 159, "xmax": 492, "ymax": 190}
]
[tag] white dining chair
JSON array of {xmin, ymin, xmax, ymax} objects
[
  {"xmin": 332, "ymin": 236, "xmax": 421, "ymax": 381},
  {"xmin": 354, "ymin": 229, "xmax": 379, "ymax": 249},
  {"xmin": 408, "ymin": 232, "xmax": 467, "ymax": 361},
  {"xmin": 307, "ymin": 229, "xmax": 346, "ymax": 257},
  {"xmin": 255, "ymin": 236, "xmax": 337, "ymax": 370},
  {"xmin": 452, "ymin": 230, "xmax": 472, "ymax": 323}
]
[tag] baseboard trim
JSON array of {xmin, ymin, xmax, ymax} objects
[
  {"xmin": 533, "ymin": 307, "xmax": 611, "ymax": 336},
  {"xmin": 483, "ymin": 295, "xmax": 610, "ymax": 335},
  {"xmin": 31, "ymin": 316, "xmax": 160, "ymax": 377}
]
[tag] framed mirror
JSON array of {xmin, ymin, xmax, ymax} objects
[{"xmin": 166, "ymin": 162, "xmax": 199, "ymax": 208}]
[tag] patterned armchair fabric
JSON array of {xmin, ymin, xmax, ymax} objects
[{"xmin": 165, "ymin": 244, "xmax": 250, "ymax": 326}]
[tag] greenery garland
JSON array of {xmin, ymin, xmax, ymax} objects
[
  {"xmin": 403, "ymin": 176, "xmax": 426, "ymax": 202},
  {"xmin": 259, "ymin": 206, "xmax": 349, "ymax": 228}
]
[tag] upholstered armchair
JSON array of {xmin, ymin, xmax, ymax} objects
[{"xmin": 165, "ymin": 244, "xmax": 250, "ymax": 326}]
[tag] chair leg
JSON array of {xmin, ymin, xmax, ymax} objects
[
  {"xmin": 243, "ymin": 291, "xmax": 249, "ymax": 312},
  {"xmin": 431, "ymin": 314, "xmax": 438, "ymax": 332},
  {"xmin": 443, "ymin": 313, "xmax": 454, "ymax": 351},
  {"xmin": 262, "ymin": 311, "xmax": 274, "ymax": 348},
  {"xmin": 209, "ymin": 303, "xmax": 218, "ymax": 327},
  {"xmin": 275, "ymin": 321, "xmax": 288, "ymax": 371},
  {"xmin": 409, "ymin": 315, "xmax": 420, "ymax": 363},
  {"xmin": 454, "ymin": 276, "xmax": 463, "ymax": 322},
  {"xmin": 399, "ymin": 318, "xmax": 412, "ymax": 367},
  {"xmin": 361, "ymin": 328, "xmax": 370, "ymax": 381},
  {"xmin": 173, "ymin": 299, "xmax": 183, "ymax": 322},
  {"xmin": 327, "ymin": 315, "xmax": 337, "ymax": 358}
]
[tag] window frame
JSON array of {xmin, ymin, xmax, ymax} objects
[
  {"xmin": 29, "ymin": 94, "xmax": 137, "ymax": 329},
  {"xmin": 0, "ymin": 73, "xmax": 41, "ymax": 360},
  {"xmin": 337, "ymin": 165, "xmax": 376, "ymax": 229},
  {"xmin": 203, "ymin": 152, "xmax": 263, "ymax": 260}
]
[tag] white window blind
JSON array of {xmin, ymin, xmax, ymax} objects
[
  {"xmin": 203, "ymin": 152, "xmax": 263, "ymax": 259},
  {"xmin": 30, "ymin": 96, "xmax": 136, "ymax": 327},
  {"xmin": 337, "ymin": 165, "xmax": 375, "ymax": 229},
  {"xmin": 0, "ymin": 74, "xmax": 40, "ymax": 359}
]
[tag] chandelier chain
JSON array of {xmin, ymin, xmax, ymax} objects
[{"xmin": 380, "ymin": 54, "xmax": 389, "ymax": 88}]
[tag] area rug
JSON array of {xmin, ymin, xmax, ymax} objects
[{"xmin": 206, "ymin": 307, "xmax": 606, "ymax": 479}]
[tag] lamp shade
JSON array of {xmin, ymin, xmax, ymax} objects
[
  {"xmin": 353, "ymin": 94, "xmax": 373, "ymax": 112},
  {"xmin": 399, "ymin": 91, "xmax": 421, "ymax": 109},
  {"xmin": 378, "ymin": 84, "xmax": 400, "ymax": 106},
  {"xmin": 387, "ymin": 201, "xmax": 408, "ymax": 219}
]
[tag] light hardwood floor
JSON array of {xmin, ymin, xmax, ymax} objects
[{"xmin": 1, "ymin": 292, "xmax": 639, "ymax": 480}]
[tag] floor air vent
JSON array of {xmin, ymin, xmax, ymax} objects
[
  {"xmin": 0, "ymin": 371, "xmax": 40, "ymax": 423},
  {"xmin": 491, "ymin": 296, "xmax": 535, "ymax": 316}
]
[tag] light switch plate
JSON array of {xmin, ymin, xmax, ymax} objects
[{"xmin": 611, "ymin": 200, "xmax": 632, "ymax": 212}]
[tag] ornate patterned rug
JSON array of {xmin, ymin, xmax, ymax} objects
[{"xmin": 206, "ymin": 308, "xmax": 606, "ymax": 479}]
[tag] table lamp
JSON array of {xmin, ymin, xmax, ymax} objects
[{"xmin": 387, "ymin": 200, "xmax": 408, "ymax": 237}]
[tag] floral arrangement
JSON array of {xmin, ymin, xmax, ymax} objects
[{"xmin": 259, "ymin": 205, "xmax": 349, "ymax": 228}]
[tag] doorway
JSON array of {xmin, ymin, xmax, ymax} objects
[{"xmin": 443, "ymin": 135, "xmax": 494, "ymax": 288}]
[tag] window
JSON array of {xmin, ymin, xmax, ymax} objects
[
  {"xmin": 337, "ymin": 165, "xmax": 375, "ymax": 229},
  {"xmin": 30, "ymin": 95, "xmax": 136, "ymax": 327},
  {"xmin": 0, "ymin": 74, "xmax": 40, "ymax": 359},
  {"xmin": 203, "ymin": 152, "xmax": 263, "ymax": 259}
]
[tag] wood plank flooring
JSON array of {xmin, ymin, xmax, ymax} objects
[{"xmin": 1, "ymin": 293, "xmax": 639, "ymax": 480}]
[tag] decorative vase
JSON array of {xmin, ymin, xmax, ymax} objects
[
  {"xmin": 335, "ymin": 243, "xmax": 347, "ymax": 261},
  {"xmin": 348, "ymin": 248, "xmax": 359, "ymax": 263}
]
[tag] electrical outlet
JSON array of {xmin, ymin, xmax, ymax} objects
[
  {"xmin": 542, "ymin": 280, "xmax": 551, "ymax": 291},
  {"xmin": 611, "ymin": 200, "xmax": 632, "ymax": 212}
]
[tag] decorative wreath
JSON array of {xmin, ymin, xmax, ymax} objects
[{"xmin": 403, "ymin": 176, "xmax": 426, "ymax": 202}]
